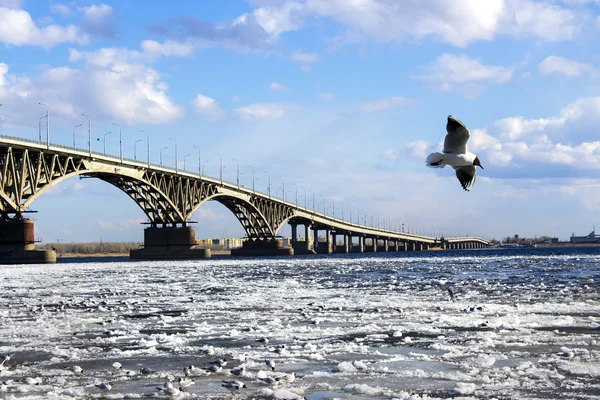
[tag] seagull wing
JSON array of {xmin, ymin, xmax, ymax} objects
[
  {"xmin": 454, "ymin": 165, "xmax": 477, "ymax": 191},
  {"xmin": 443, "ymin": 115, "xmax": 470, "ymax": 154}
]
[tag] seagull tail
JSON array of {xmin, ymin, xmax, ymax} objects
[{"xmin": 426, "ymin": 152, "xmax": 445, "ymax": 168}]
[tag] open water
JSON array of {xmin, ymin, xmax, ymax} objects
[{"xmin": 0, "ymin": 247, "xmax": 599, "ymax": 399}]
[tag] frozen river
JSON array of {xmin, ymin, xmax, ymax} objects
[{"xmin": 0, "ymin": 247, "xmax": 599, "ymax": 399}]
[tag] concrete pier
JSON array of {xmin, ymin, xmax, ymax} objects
[
  {"xmin": 130, "ymin": 226, "xmax": 211, "ymax": 260},
  {"xmin": 231, "ymin": 238, "xmax": 293, "ymax": 257},
  {"xmin": 0, "ymin": 219, "xmax": 56, "ymax": 264}
]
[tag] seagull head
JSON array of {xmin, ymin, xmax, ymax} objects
[{"xmin": 473, "ymin": 156, "xmax": 484, "ymax": 169}]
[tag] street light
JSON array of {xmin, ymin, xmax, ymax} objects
[
  {"xmin": 183, "ymin": 153, "xmax": 191, "ymax": 171},
  {"xmin": 215, "ymin": 152, "xmax": 223, "ymax": 185},
  {"xmin": 103, "ymin": 131, "xmax": 111, "ymax": 154},
  {"xmin": 72, "ymin": 124, "xmax": 82, "ymax": 147},
  {"xmin": 233, "ymin": 158, "xmax": 240, "ymax": 189},
  {"xmin": 141, "ymin": 130, "xmax": 150, "ymax": 167},
  {"xmin": 113, "ymin": 122, "xmax": 123, "ymax": 162},
  {"xmin": 134, "ymin": 139, "xmax": 142, "ymax": 160},
  {"xmin": 160, "ymin": 146, "xmax": 168, "ymax": 166},
  {"xmin": 300, "ymin": 186, "xmax": 307, "ymax": 209},
  {"xmin": 81, "ymin": 114, "xmax": 91, "ymax": 156},
  {"xmin": 38, "ymin": 115, "xmax": 46, "ymax": 142},
  {"xmin": 169, "ymin": 138, "xmax": 178, "ymax": 173},
  {"xmin": 38, "ymin": 103, "xmax": 49, "ymax": 148},
  {"xmin": 193, "ymin": 145, "xmax": 201, "ymax": 177},
  {"xmin": 263, "ymin": 172, "xmax": 271, "ymax": 198},
  {"xmin": 203, "ymin": 160, "xmax": 209, "ymax": 176},
  {"xmin": 278, "ymin": 178, "xmax": 285, "ymax": 201},
  {"xmin": 248, "ymin": 165, "xmax": 255, "ymax": 193}
]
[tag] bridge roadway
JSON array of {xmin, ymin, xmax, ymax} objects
[{"xmin": 0, "ymin": 135, "xmax": 489, "ymax": 263}]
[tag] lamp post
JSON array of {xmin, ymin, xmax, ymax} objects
[
  {"xmin": 169, "ymin": 138, "xmax": 178, "ymax": 173},
  {"xmin": 300, "ymin": 186, "xmax": 307, "ymax": 209},
  {"xmin": 279, "ymin": 178, "xmax": 285, "ymax": 201},
  {"xmin": 103, "ymin": 131, "xmax": 111, "ymax": 154},
  {"xmin": 193, "ymin": 145, "xmax": 201, "ymax": 177},
  {"xmin": 183, "ymin": 153, "xmax": 191, "ymax": 171},
  {"xmin": 134, "ymin": 139, "xmax": 142, "ymax": 160},
  {"xmin": 72, "ymin": 124, "xmax": 81, "ymax": 147},
  {"xmin": 38, "ymin": 103, "xmax": 49, "ymax": 148},
  {"xmin": 233, "ymin": 158, "xmax": 240, "ymax": 189},
  {"xmin": 81, "ymin": 114, "xmax": 91, "ymax": 157},
  {"xmin": 160, "ymin": 146, "xmax": 168, "ymax": 166},
  {"xmin": 203, "ymin": 160, "xmax": 209, "ymax": 176},
  {"xmin": 113, "ymin": 122, "xmax": 123, "ymax": 162},
  {"xmin": 38, "ymin": 116, "xmax": 46, "ymax": 142},
  {"xmin": 141, "ymin": 130, "xmax": 149, "ymax": 167},
  {"xmin": 215, "ymin": 152, "xmax": 222, "ymax": 185},
  {"xmin": 263, "ymin": 172, "xmax": 271, "ymax": 198},
  {"xmin": 248, "ymin": 165, "xmax": 255, "ymax": 193}
]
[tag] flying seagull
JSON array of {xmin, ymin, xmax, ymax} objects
[{"xmin": 426, "ymin": 115, "xmax": 484, "ymax": 191}]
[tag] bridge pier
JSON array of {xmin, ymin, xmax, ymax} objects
[
  {"xmin": 130, "ymin": 225, "xmax": 211, "ymax": 260},
  {"xmin": 0, "ymin": 219, "xmax": 56, "ymax": 264},
  {"xmin": 376, "ymin": 239, "xmax": 388, "ymax": 252},
  {"xmin": 290, "ymin": 222, "xmax": 315, "ymax": 255},
  {"xmin": 364, "ymin": 237, "xmax": 376, "ymax": 252},
  {"xmin": 231, "ymin": 238, "xmax": 293, "ymax": 257}
]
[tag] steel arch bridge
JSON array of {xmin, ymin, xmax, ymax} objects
[{"xmin": 0, "ymin": 135, "xmax": 489, "ymax": 252}]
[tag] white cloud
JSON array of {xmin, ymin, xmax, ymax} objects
[
  {"xmin": 0, "ymin": 6, "xmax": 87, "ymax": 48},
  {"xmin": 140, "ymin": 40, "xmax": 197, "ymax": 60},
  {"xmin": 51, "ymin": 3, "xmax": 72, "ymax": 16},
  {"xmin": 359, "ymin": 96, "xmax": 416, "ymax": 112},
  {"xmin": 97, "ymin": 220, "xmax": 117, "ymax": 230},
  {"xmin": 405, "ymin": 140, "xmax": 432, "ymax": 159},
  {"xmin": 80, "ymin": 4, "xmax": 117, "ymax": 39},
  {"xmin": 0, "ymin": 47, "xmax": 184, "ymax": 125},
  {"xmin": 415, "ymin": 53, "xmax": 515, "ymax": 98},
  {"xmin": 318, "ymin": 92, "xmax": 334, "ymax": 100},
  {"xmin": 235, "ymin": 103, "xmax": 289, "ymax": 120},
  {"xmin": 0, "ymin": 0, "xmax": 22, "ymax": 8},
  {"xmin": 291, "ymin": 50, "xmax": 319, "ymax": 63},
  {"xmin": 192, "ymin": 94, "xmax": 225, "ymax": 121},
  {"xmin": 381, "ymin": 148, "xmax": 399, "ymax": 160},
  {"xmin": 270, "ymin": 82, "xmax": 291, "ymax": 92},
  {"xmin": 538, "ymin": 55, "xmax": 595, "ymax": 77},
  {"xmin": 247, "ymin": 0, "xmax": 591, "ymax": 47}
]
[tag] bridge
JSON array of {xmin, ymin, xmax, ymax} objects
[{"xmin": 0, "ymin": 135, "xmax": 489, "ymax": 263}]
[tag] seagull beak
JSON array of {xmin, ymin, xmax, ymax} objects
[{"xmin": 478, "ymin": 165, "xmax": 484, "ymax": 170}]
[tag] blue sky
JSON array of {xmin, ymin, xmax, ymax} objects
[{"xmin": 1, "ymin": 0, "xmax": 600, "ymax": 243}]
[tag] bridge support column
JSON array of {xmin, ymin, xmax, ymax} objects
[
  {"xmin": 407, "ymin": 241, "xmax": 415, "ymax": 251},
  {"xmin": 394, "ymin": 241, "xmax": 399, "ymax": 252},
  {"xmin": 231, "ymin": 237, "xmax": 293, "ymax": 257},
  {"xmin": 0, "ymin": 219, "xmax": 56, "ymax": 264},
  {"xmin": 377, "ymin": 239, "xmax": 388, "ymax": 252},
  {"xmin": 291, "ymin": 223, "xmax": 315, "ymax": 255},
  {"xmin": 365, "ymin": 237, "xmax": 376, "ymax": 252},
  {"xmin": 130, "ymin": 225, "xmax": 211, "ymax": 260}
]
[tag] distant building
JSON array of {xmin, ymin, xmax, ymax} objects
[
  {"xmin": 570, "ymin": 228, "xmax": 599, "ymax": 244},
  {"xmin": 548, "ymin": 237, "xmax": 559, "ymax": 244}
]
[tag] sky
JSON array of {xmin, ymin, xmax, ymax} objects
[{"xmin": 1, "ymin": 0, "xmax": 600, "ymax": 244}]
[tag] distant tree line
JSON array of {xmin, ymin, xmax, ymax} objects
[{"xmin": 37, "ymin": 241, "xmax": 227, "ymax": 254}]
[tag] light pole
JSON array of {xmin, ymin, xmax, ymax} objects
[
  {"xmin": 141, "ymin": 130, "xmax": 149, "ymax": 167},
  {"xmin": 203, "ymin": 160, "xmax": 209, "ymax": 176},
  {"xmin": 81, "ymin": 114, "xmax": 91, "ymax": 157},
  {"xmin": 248, "ymin": 165, "xmax": 255, "ymax": 193},
  {"xmin": 169, "ymin": 138, "xmax": 178, "ymax": 173},
  {"xmin": 103, "ymin": 131, "xmax": 111, "ymax": 154},
  {"xmin": 193, "ymin": 145, "xmax": 201, "ymax": 177},
  {"xmin": 301, "ymin": 186, "xmax": 307, "ymax": 208},
  {"xmin": 160, "ymin": 146, "xmax": 168, "ymax": 166},
  {"xmin": 38, "ymin": 103, "xmax": 49, "ymax": 148},
  {"xmin": 279, "ymin": 178, "xmax": 285, "ymax": 201},
  {"xmin": 72, "ymin": 124, "xmax": 81, "ymax": 147},
  {"xmin": 113, "ymin": 122, "xmax": 122, "ymax": 162},
  {"xmin": 215, "ymin": 152, "xmax": 222, "ymax": 185},
  {"xmin": 233, "ymin": 159, "xmax": 240, "ymax": 189},
  {"xmin": 264, "ymin": 172, "xmax": 271, "ymax": 198},
  {"xmin": 183, "ymin": 153, "xmax": 191, "ymax": 171},
  {"xmin": 134, "ymin": 139, "xmax": 142, "ymax": 160},
  {"xmin": 38, "ymin": 116, "xmax": 46, "ymax": 142}
]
